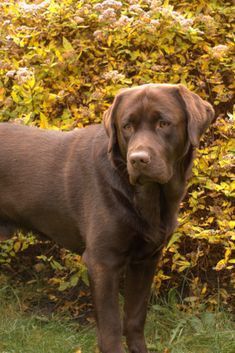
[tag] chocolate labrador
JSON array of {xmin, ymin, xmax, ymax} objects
[{"xmin": 0, "ymin": 84, "xmax": 214, "ymax": 353}]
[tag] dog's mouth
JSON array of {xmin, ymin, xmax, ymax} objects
[
  {"xmin": 134, "ymin": 175, "xmax": 154, "ymax": 186},
  {"xmin": 129, "ymin": 172, "xmax": 172, "ymax": 186}
]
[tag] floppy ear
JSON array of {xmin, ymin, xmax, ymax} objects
[
  {"xmin": 103, "ymin": 104, "xmax": 116, "ymax": 154},
  {"xmin": 177, "ymin": 84, "xmax": 215, "ymax": 147},
  {"xmin": 103, "ymin": 91, "xmax": 124, "ymax": 154}
]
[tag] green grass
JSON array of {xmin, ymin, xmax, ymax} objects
[
  {"xmin": 146, "ymin": 302, "xmax": 235, "ymax": 353},
  {"xmin": 0, "ymin": 285, "xmax": 96, "ymax": 353},
  {"xmin": 0, "ymin": 285, "xmax": 234, "ymax": 353}
]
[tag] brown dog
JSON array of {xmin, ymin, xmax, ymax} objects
[{"xmin": 0, "ymin": 84, "xmax": 214, "ymax": 353}]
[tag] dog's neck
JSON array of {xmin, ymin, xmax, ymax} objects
[
  {"xmin": 133, "ymin": 183, "xmax": 160, "ymax": 225},
  {"xmin": 132, "ymin": 168, "xmax": 187, "ymax": 246},
  {"xmin": 132, "ymin": 183, "xmax": 166, "ymax": 246}
]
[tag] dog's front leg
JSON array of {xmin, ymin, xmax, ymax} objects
[
  {"xmin": 83, "ymin": 250, "xmax": 125, "ymax": 353},
  {"xmin": 123, "ymin": 257, "xmax": 158, "ymax": 353}
]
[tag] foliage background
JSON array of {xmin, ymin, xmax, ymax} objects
[{"xmin": 0, "ymin": 0, "xmax": 234, "ymax": 316}]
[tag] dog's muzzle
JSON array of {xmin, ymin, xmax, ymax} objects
[{"xmin": 127, "ymin": 150, "xmax": 172, "ymax": 185}]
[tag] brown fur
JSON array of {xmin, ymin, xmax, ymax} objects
[{"xmin": 0, "ymin": 84, "xmax": 214, "ymax": 353}]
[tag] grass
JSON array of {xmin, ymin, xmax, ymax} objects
[
  {"xmin": 0, "ymin": 285, "xmax": 234, "ymax": 353},
  {"xmin": 0, "ymin": 285, "xmax": 96, "ymax": 353},
  {"xmin": 146, "ymin": 302, "xmax": 235, "ymax": 353}
]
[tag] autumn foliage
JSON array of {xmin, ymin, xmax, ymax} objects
[{"xmin": 0, "ymin": 0, "xmax": 234, "ymax": 312}]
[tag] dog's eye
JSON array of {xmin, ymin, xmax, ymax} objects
[
  {"xmin": 158, "ymin": 120, "xmax": 170, "ymax": 128},
  {"xmin": 123, "ymin": 123, "xmax": 132, "ymax": 131}
]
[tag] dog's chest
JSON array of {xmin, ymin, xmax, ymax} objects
[
  {"xmin": 133, "ymin": 184, "xmax": 165, "ymax": 242},
  {"xmin": 134, "ymin": 184, "xmax": 160, "ymax": 222}
]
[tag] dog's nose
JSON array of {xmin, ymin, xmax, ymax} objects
[{"xmin": 129, "ymin": 151, "xmax": 151, "ymax": 168}]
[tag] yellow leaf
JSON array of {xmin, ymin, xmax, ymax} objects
[
  {"xmin": 166, "ymin": 232, "xmax": 181, "ymax": 249},
  {"xmin": 14, "ymin": 241, "xmax": 21, "ymax": 252},
  {"xmin": 107, "ymin": 35, "xmax": 112, "ymax": 47},
  {"xmin": 63, "ymin": 37, "xmax": 74, "ymax": 51},
  {"xmin": 201, "ymin": 283, "xmax": 207, "ymax": 295},
  {"xmin": 23, "ymin": 113, "xmax": 32, "ymax": 125},
  {"xmin": 27, "ymin": 75, "xmax": 35, "ymax": 89},
  {"xmin": 214, "ymin": 259, "xmax": 226, "ymax": 271},
  {"xmin": 55, "ymin": 49, "xmax": 63, "ymax": 61},
  {"xmin": 11, "ymin": 91, "xmax": 19, "ymax": 103},
  {"xmin": 0, "ymin": 87, "xmax": 5, "ymax": 100},
  {"xmin": 40, "ymin": 112, "xmax": 49, "ymax": 129},
  {"xmin": 228, "ymin": 221, "xmax": 235, "ymax": 229}
]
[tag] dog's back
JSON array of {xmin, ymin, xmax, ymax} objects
[{"xmin": 0, "ymin": 123, "xmax": 105, "ymax": 251}]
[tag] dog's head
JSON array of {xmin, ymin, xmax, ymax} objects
[{"xmin": 103, "ymin": 84, "xmax": 214, "ymax": 185}]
